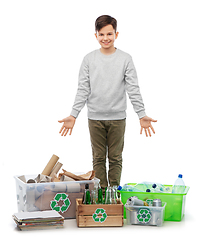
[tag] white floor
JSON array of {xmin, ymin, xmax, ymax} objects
[{"xmin": 3, "ymin": 209, "xmax": 202, "ymax": 240}]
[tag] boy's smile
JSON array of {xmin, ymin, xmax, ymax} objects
[{"xmin": 95, "ymin": 24, "xmax": 119, "ymax": 55}]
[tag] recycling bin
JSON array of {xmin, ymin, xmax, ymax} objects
[
  {"xmin": 119, "ymin": 184, "xmax": 190, "ymax": 221},
  {"xmin": 125, "ymin": 202, "xmax": 166, "ymax": 227},
  {"xmin": 14, "ymin": 174, "xmax": 99, "ymax": 219}
]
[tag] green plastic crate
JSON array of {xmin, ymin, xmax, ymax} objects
[{"xmin": 118, "ymin": 183, "xmax": 190, "ymax": 221}]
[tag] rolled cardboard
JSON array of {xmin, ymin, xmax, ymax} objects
[
  {"xmin": 51, "ymin": 183, "xmax": 67, "ymax": 192},
  {"xmin": 27, "ymin": 179, "xmax": 36, "ymax": 183},
  {"xmin": 49, "ymin": 162, "xmax": 63, "ymax": 178},
  {"xmin": 34, "ymin": 174, "xmax": 52, "ymax": 183},
  {"xmin": 41, "ymin": 154, "xmax": 59, "ymax": 176},
  {"xmin": 34, "ymin": 174, "xmax": 41, "ymax": 183},
  {"xmin": 40, "ymin": 175, "xmax": 52, "ymax": 183},
  {"xmin": 52, "ymin": 173, "xmax": 60, "ymax": 182},
  {"xmin": 66, "ymin": 183, "xmax": 80, "ymax": 193}
]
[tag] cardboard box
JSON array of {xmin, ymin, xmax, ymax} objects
[{"xmin": 76, "ymin": 198, "xmax": 124, "ymax": 227}]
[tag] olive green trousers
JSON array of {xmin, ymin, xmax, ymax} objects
[{"xmin": 88, "ymin": 119, "xmax": 126, "ymax": 189}]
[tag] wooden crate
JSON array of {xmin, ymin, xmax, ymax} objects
[{"xmin": 76, "ymin": 198, "xmax": 124, "ymax": 227}]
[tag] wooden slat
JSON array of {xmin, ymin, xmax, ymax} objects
[{"xmin": 77, "ymin": 215, "xmax": 123, "ymax": 227}]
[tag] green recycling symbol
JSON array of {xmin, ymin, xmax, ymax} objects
[
  {"xmin": 92, "ymin": 208, "xmax": 107, "ymax": 223},
  {"xmin": 137, "ymin": 208, "xmax": 151, "ymax": 223},
  {"xmin": 50, "ymin": 193, "xmax": 70, "ymax": 213}
]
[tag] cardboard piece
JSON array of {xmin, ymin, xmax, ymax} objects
[
  {"xmin": 42, "ymin": 154, "xmax": 59, "ymax": 176},
  {"xmin": 60, "ymin": 175, "xmax": 75, "ymax": 182},
  {"xmin": 49, "ymin": 162, "xmax": 63, "ymax": 178},
  {"xmin": 61, "ymin": 170, "xmax": 95, "ymax": 181}
]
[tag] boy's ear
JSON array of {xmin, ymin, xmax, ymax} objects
[
  {"xmin": 95, "ymin": 33, "xmax": 98, "ymax": 39},
  {"xmin": 115, "ymin": 31, "xmax": 119, "ymax": 39}
]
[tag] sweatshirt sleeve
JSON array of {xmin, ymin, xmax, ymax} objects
[
  {"xmin": 125, "ymin": 57, "xmax": 146, "ymax": 119},
  {"xmin": 70, "ymin": 56, "xmax": 91, "ymax": 118}
]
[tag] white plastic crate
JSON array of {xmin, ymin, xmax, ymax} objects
[
  {"xmin": 14, "ymin": 174, "xmax": 99, "ymax": 219},
  {"xmin": 125, "ymin": 202, "xmax": 166, "ymax": 227}
]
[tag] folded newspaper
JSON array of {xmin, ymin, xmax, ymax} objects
[{"xmin": 12, "ymin": 210, "xmax": 64, "ymax": 230}]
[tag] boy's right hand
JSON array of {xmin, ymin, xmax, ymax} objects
[{"xmin": 58, "ymin": 115, "xmax": 76, "ymax": 136}]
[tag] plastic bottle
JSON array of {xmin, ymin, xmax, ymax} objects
[
  {"xmin": 133, "ymin": 183, "xmax": 147, "ymax": 192},
  {"xmin": 172, "ymin": 174, "xmax": 185, "ymax": 193},
  {"xmin": 145, "ymin": 183, "xmax": 164, "ymax": 193},
  {"xmin": 138, "ymin": 182, "xmax": 171, "ymax": 193},
  {"xmin": 117, "ymin": 184, "xmax": 142, "ymax": 192},
  {"xmin": 135, "ymin": 182, "xmax": 171, "ymax": 193}
]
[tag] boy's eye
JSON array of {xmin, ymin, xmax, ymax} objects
[{"xmin": 99, "ymin": 33, "xmax": 113, "ymax": 36}]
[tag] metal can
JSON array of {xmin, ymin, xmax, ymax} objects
[
  {"xmin": 153, "ymin": 199, "xmax": 162, "ymax": 207},
  {"xmin": 127, "ymin": 196, "xmax": 144, "ymax": 206}
]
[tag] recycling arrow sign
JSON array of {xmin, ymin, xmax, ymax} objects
[
  {"xmin": 50, "ymin": 193, "xmax": 70, "ymax": 213},
  {"xmin": 92, "ymin": 208, "xmax": 107, "ymax": 223},
  {"xmin": 137, "ymin": 208, "xmax": 151, "ymax": 223}
]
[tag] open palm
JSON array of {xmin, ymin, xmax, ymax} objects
[
  {"xmin": 140, "ymin": 116, "xmax": 157, "ymax": 137},
  {"xmin": 58, "ymin": 116, "xmax": 76, "ymax": 136}
]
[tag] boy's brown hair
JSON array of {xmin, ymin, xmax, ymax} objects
[{"xmin": 95, "ymin": 15, "xmax": 117, "ymax": 33}]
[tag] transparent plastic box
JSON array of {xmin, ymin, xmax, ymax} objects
[
  {"xmin": 119, "ymin": 183, "xmax": 190, "ymax": 221},
  {"xmin": 125, "ymin": 202, "xmax": 166, "ymax": 227},
  {"xmin": 14, "ymin": 174, "xmax": 100, "ymax": 219}
]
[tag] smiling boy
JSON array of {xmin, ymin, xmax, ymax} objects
[{"xmin": 59, "ymin": 15, "xmax": 157, "ymax": 189}]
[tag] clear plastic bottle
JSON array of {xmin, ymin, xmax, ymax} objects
[
  {"xmin": 172, "ymin": 174, "xmax": 185, "ymax": 193},
  {"xmin": 117, "ymin": 184, "xmax": 142, "ymax": 192},
  {"xmin": 133, "ymin": 183, "xmax": 146, "ymax": 192},
  {"xmin": 145, "ymin": 183, "xmax": 164, "ymax": 193},
  {"xmin": 135, "ymin": 182, "xmax": 170, "ymax": 193}
]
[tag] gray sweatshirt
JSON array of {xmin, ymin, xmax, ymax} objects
[{"xmin": 70, "ymin": 49, "xmax": 146, "ymax": 120}]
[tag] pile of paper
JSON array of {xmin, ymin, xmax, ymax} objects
[{"xmin": 12, "ymin": 210, "xmax": 64, "ymax": 230}]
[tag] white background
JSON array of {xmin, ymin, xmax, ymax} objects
[{"xmin": 0, "ymin": 0, "xmax": 206, "ymax": 238}]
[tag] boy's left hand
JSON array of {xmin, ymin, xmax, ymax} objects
[{"xmin": 140, "ymin": 116, "xmax": 157, "ymax": 137}]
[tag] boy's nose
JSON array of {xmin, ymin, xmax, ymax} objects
[{"xmin": 103, "ymin": 35, "xmax": 108, "ymax": 40}]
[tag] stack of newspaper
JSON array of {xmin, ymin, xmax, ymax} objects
[{"xmin": 12, "ymin": 210, "xmax": 64, "ymax": 230}]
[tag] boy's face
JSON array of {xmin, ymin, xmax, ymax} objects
[{"xmin": 95, "ymin": 24, "xmax": 119, "ymax": 50}]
